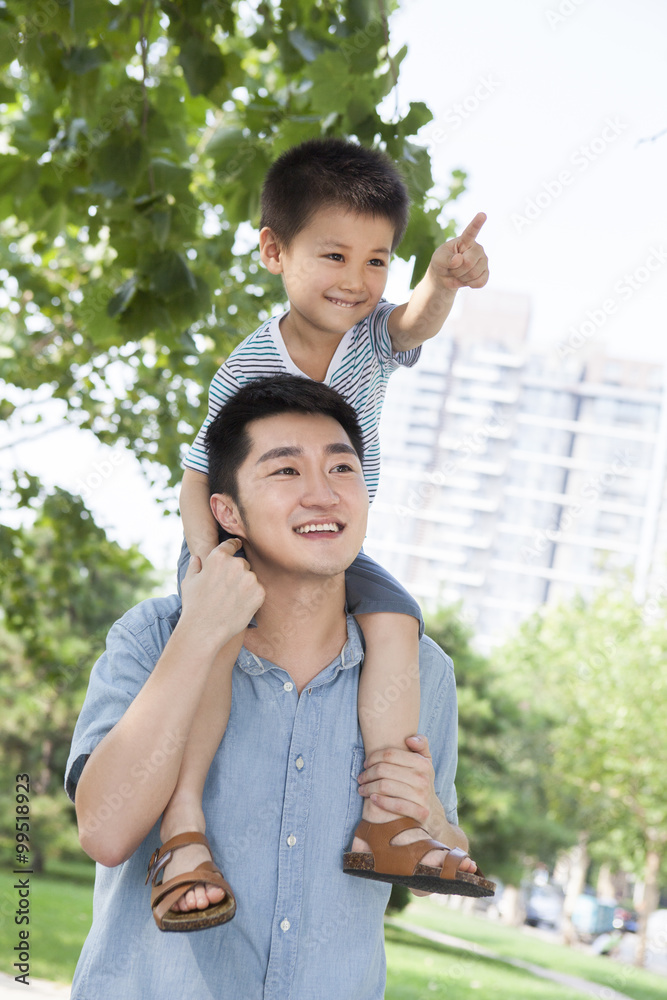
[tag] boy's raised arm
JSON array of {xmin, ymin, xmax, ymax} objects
[{"xmin": 388, "ymin": 213, "xmax": 488, "ymax": 354}]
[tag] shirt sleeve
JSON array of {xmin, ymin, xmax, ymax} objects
[
  {"xmin": 365, "ymin": 300, "xmax": 422, "ymax": 373},
  {"xmin": 183, "ymin": 364, "xmax": 242, "ymax": 474},
  {"xmin": 64, "ymin": 603, "xmax": 176, "ymax": 802},
  {"xmin": 419, "ymin": 636, "xmax": 459, "ymax": 825}
]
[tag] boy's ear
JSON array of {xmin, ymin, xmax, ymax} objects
[
  {"xmin": 210, "ymin": 494, "xmax": 246, "ymax": 539},
  {"xmin": 259, "ymin": 226, "xmax": 284, "ymax": 274}
]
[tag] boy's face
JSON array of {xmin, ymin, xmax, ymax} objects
[{"xmin": 260, "ymin": 207, "xmax": 395, "ymax": 340}]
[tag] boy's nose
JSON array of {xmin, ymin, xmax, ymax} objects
[{"xmin": 340, "ymin": 267, "xmax": 365, "ymax": 293}]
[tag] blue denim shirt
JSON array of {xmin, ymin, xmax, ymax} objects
[{"xmin": 65, "ymin": 596, "xmax": 459, "ymax": 1000}]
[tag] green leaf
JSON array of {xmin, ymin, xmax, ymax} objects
[
  {"xmin": 0, "ymin": 83, "xmax": 16, "ymax": 104},
  {"xmin": 95, "ymin": 135, "xmax": 147, "ymax": 192},
  {"xmin": 62, "ymin": 44, "xmax": 110, "ymax": 74},
  {"xmin": 149, "ymin": 208, "xmax": 171, "ymax": 250},
  {"xmin": 107, "ymin": 276, "xmax": 137, "ymax": 318},
  {"xmin": 149, "ymin": 159, "xmax": 192, "ymax": 198},
  {"xmin": 178, "ymin": 36, "xmax": 225, "ymax": 97},
  {"xmin": 398, "ymin": 101, "xmax": 433, "ymax": 137},
  {"xmin": 145, "ymin": 251, "xmax": 196, "ymax": 299},
  {"xmin": 287, "ymin": 28, "xmax": 325, "ymax": 62}
]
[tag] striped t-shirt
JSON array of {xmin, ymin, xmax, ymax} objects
[{"xmin": 184, "ymin": 302, "xmax": 421, "ymax": 502}]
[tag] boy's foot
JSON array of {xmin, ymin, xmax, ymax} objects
[
  {"xmin": 159, "ymin": 809, "xmax": 225, "ymax": 913},
  {"xmin": 159, "ymin": 835, "xmax": 226, "ymax": 912},
  {"xmin": 147, "ymin": 831, "xmax": 236, "ymax": 931},
  {"xmin": 345, "ymin": 816, "xmax": 495, "ymax": 897},
  {"xmin": 350, "ymin": 824, "xmax": 478, "ymax": 875}
]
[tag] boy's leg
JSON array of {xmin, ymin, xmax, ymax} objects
[
  {"xmin": 353, "ymin": 612, "xmax": 460, "ymax": 869},
  {"xmin": 347, "ymin": 553, "xmax": 453, "ymax": 868},
  {"xmin": 158, "ymin": 633, "xmax": 243, "ymax": 912}
]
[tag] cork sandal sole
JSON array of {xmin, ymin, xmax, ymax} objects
[{"xmin": 343, "ymin": 817, "xmax": 496, "ymax": 898}]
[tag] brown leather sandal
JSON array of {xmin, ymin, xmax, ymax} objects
[
  {"xmin": 145, "ymin": 831, "xmax": 236, "ymax": 931},
  {"xmin": 343, "ymin": 817, "xmax": 496, "ymax": 897}
]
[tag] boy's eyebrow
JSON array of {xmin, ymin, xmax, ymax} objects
[
  {"xmin": 320, "ymin": 239, "xmax": 391, "ymax": 255},
  {"xmin": 256, "ymin": 443, "xmax": 359, "ymax": 464}
]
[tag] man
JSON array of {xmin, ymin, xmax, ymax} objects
[{"xmin": 66, "ymin": 375, "xmax": 483, "ymax": 1000}]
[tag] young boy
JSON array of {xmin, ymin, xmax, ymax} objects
[{"xmin": 154, "ymin": 138, "xmax": 489, "ymax": 929}]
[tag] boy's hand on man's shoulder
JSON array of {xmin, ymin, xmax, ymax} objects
[{"xmin": 429, "ymin": 212, "xmax": 489, "ymax": 291}]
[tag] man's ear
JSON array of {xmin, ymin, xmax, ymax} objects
[
  {"xmin": 259, "ymin": 226, "xmax": 284, "ymax": 275},
  {"xmin": 210, "ymin": 494, "xmax": 246, "ymax": 539}
]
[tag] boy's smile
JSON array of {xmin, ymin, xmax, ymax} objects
[{"xmin": 259, "ymin": 206, "xmax": 395, "ymax": 350}]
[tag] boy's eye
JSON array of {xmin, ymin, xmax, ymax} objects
[
  {"xmin": 369, "ymin": 258, "xmax": 386, "ymax": 267},
  {"xmin": 326, "ymin": 253, "xmax": 344, "ymax": 262}
]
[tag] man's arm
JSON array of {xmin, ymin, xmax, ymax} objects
[
  {"xmin": 387, "ymin": 213, "xmax": 489, "ymax": 354},
  {"xmin": 75, "ymin": 540, "xmax": 264, "ymax": 867}
]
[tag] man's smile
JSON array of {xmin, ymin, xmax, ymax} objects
[{"xmin": 294, "ymin": 521, "xmax": 344, "ymax": 535}]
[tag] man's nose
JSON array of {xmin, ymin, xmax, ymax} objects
[{"xmin": 300, "ymin": 474, "xmax": 339, "ymax": 507}]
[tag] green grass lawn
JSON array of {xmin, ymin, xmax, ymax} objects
[
  {"xmin": 384, "ymin": 924, "xmax": 585, "ymax": 1000},
  {"xmin": 2, "ymin": 863, "xmax": 665, "ymax": 1000},
  {"xmin": 1, "ymin": 859, "xmax": 95, "ymax": 983},
  {"xmin": 395, "ymin": 898, "xmax": 667, "ymax": 1000}
]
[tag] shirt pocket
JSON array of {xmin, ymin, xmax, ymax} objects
[{"xmin": 342, "ymin": 745, "xmax": 366, "ymax": 850}]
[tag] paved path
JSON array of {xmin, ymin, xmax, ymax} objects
[
  {"xmin": 0, "ymin": 973, "xmax": 70, "ymax": 998},
  {"xmin": 386, "ymin": 918, "xmax": 636, "ymax": 1000}
]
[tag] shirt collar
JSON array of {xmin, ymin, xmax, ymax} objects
[{"xmin": 237, "ymin": 615, "xmax": 364, "ymax": 680}]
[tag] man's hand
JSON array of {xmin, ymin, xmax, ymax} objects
[
  {"xmin": 180, "ymin": 538, "xmax": 265, "ymax": 652},
  {"xmin": 358, "ymin": 734, "xmax": 446, "ymax": 836},
  {"xmin": 429, "ymin": 212, "xmax": 489, "ymax": 291}
]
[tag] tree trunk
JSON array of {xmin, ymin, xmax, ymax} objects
[
  {"xmin": 635, "ymin": 845, "xmax": 661, "ymax": 967},
  {"xmin": 561, "ymin": 831, "xmax": 589, "ymax": 946}
]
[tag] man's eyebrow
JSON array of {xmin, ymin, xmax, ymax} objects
[
  {"xmin": 324, "ymin": 443, "xmax": 359, "ymax": 458},
  {"xmin": 256, "ymin": 446, "xmax": 302, "ymax": 465},
  {"xmin": 255, "ymin": 442, "xmax": 359, "ymax": 464}
]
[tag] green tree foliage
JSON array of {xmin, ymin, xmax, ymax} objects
[
  {"xmin": 0, "ymin": 474, "xmax": 155, "ymax": 871},
  {"xmin": 426, "ymin": 607, "xmax": 571, "ymax": 884},
  {"xmin": 498, "ymin": 587, "xmax": 667, "ymax": 962},
  {"xmin": 0, "ymin": 0, "xmax": 465, "ymax": 491}
]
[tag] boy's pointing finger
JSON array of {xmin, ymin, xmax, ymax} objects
[{"xmin": 457, "ymin": 212, "xmax": 487, "ymax": 250}]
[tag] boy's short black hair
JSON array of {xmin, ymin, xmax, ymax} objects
[
  {"xmin": 205, "ymin": 374, "xmax": 365, "ymax": 505},
  {"xmin": 260, "ymin": 137, "xmax": 410, "ymax": 252}
]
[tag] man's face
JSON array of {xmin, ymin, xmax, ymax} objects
[
  {"xmin": 260, "ymin": 207, "xmax": 394, "ymax": 340},
  {"xmin": 212, "ymin": 412, "xmax": 369, "ymax": 580}
]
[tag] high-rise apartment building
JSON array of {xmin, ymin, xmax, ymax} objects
[{"xmin": 366, "ymin": 292, "xmax": 667, "ymax": 648}]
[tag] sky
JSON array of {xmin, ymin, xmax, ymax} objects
[{"xmin": 3, "ymin": 0, "xmax": 666, "ymax": 573}]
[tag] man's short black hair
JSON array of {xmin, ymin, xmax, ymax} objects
[
  {"xmin": 259, "ymin": 137, "xmax": 410, "ymax": 252},
  {"xmin": 204, "ymin": 374, "xmax": 365, "ymax": 504}
]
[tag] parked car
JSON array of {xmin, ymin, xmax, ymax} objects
[
  {"xmin": 613, "ymin": 907, "xmax": 638, "ymax": 933},
  {"xmin": 524, "ymin": 883, "xmax": 564, "ymax": 928}
]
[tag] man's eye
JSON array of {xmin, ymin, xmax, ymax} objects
[
  {"xmin": 272, "ymin": 467, "xmax": 298, "ymax": 476},
  {"xmin": 332, "ymin": 463, "xmax": 354, "ymax": 473},
  {"xmin": 326, "ymin": 253, "xmax": 344, "ymax": 262}
]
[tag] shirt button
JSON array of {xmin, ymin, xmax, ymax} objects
[
  {"xmin": 287, "ymin": 834, "xmax": 297, "ymax": 847},
  {"xmin": 280, "ymin": 919, "xmax": 291, "ymax": 932},
  {"xmin": 283, "ymin": 681, "xmax": 294, "ymax": 692},
  {"xmin": 295, "ymin": 756, "xmax": 304, "ymax": 770}
]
